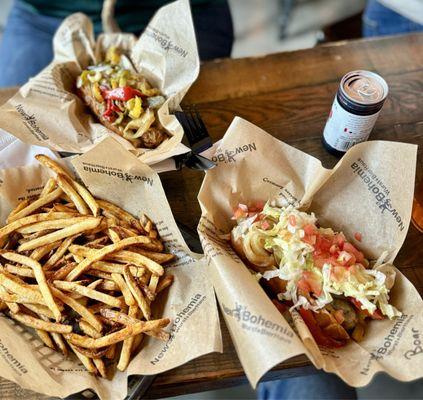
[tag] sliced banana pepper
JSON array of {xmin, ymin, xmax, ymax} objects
[{"xmin": 126, "ymin": 96, "xmax": 142, "ymax": 119}]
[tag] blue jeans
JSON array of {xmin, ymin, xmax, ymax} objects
[
  {"xmin": 258, "ymin": 372, "xmax": 357, "ymax": 400},
  {"xmin": 0, "ymin": 0, "xmax": 233, "ymax": 87},
  {"xmin": 0, "ymin": 1, "xmax": 60, "ymax": 87},
  {"xmin": 363, "ymin": 0, "xmax": 423, "ymax": 37}
]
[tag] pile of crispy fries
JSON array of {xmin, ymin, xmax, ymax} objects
[{"xmin": 0, "ymin": 155, "xmax": 174, "ymax": 378}]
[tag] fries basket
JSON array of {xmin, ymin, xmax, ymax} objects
[{"xmin": 0, "ymin": 137, "xmax": 221, "ymax": 400}]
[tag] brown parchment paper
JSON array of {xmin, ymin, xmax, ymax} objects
[
  {"xmin": 0, "ymin": 137, "xmax": 221, "ymax": 400},
  {"xmin": 198, "ymin": 116, "xmax": 422, "ymax": 388},
  {"xmin": 0, "ymin": 0, "xmax": 198, "ymax": 166}
]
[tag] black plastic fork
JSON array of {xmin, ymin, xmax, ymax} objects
[{"xmin": 173, "ymin": 109, "xmax": 216, "ymax": 170}]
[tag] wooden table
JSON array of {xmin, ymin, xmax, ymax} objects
[
  {"xmin": 150, "ymin": 32, "xmax": 423, "ymax": 398},
  {"xmin": 0, "ymin": 32, "xmax": 422, "ymax": 399}
]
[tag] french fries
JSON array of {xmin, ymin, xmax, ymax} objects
[
  {"xmin": 35, "ymin": 154, "xmax": 72, "ymax": 179},
  {"xmin": 65, "ymin": 235, "xmax": 160, "ymax": 281},
  {"xmin": 18, "ymin": 217, "xmax": 101, "ymax": 252},
  {"xmin": 7, "ymin": 199, "xmax": 30, "ymax": 223},
  {"xmin": 12, "ymin": 313, "xmax": 72, "ymax": 333},
  {"xmin": 117, "ymin": 305, "xmax": 139, "ymax": 371},
  {"xmin": 0, "ymin": 155, "xmax": 173, "ymax": 377},
  {"xmin": 0, "ymin": 212, "xmax": 77, "ymax": 240},
  {"xmin": 56, "ymin": 174, "xmax": 89, "ymax": 215},
  {"xmin": 0, "ymin": 252, "xmax": 61, "ymax": 321},
  {"xmin": 40, "ymin": 177, "xmax": 57, "ymax": 198},
  {"xmin": 8, "ymin": 188, "xmax": 63, "ymax": 222},
  {"xmin": 64, "ymin": 318, "xmax": 169, "ymax": 348},
  {"xmin": 123, "ymin": 265, "xmax": 151, "ymax": 320},
  {"xmin": 17, "ymin": 218, "xmax": 88, "ymax": 234},
  {"xmin": 53, "ymin": 280, "xmax": 123, "ymax": 308}
]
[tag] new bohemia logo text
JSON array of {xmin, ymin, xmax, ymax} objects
[
  {"xmin": 150, "ymin": 294, "xmax": 206, "ymax": 365},
  {"xmin": 144, "ymin": 27, "xmax": 188, "ymax": 58},
  {"xmin": 350, "ymin": 160, "xmax": 405, "ymax": 231},
  {"xmin": 0, "ymin": 339, "xmax": 28, "ymax": 375},
  {"xmin": 222, "ymin": 302, "xmax": 294, "ymax": 343},
  {"xmin": 211, "ymin": 142, "xmax": 257, "ymax": 163},
  {"xmin": 83, "ymin": 164, "xmax": 153, "ymax": 186},
  {"xmin": 15, "ymin": 104, "xmax": 48, "ymax": 141}
]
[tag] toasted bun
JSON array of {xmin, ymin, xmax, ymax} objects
[{"xmin": 230, "ymin": 229, "xmax": 246, "ymax": 259}]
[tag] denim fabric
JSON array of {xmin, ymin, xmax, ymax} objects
[
  {"xmin": 258, "ymin": 373, "xmax": 357, "ymax": 400},
  {"xmin": 0, "ymin": 0, "xmax": 233, "ymax": 87},
  {"xmin": 363, "ymin": 0, "xmax": 423, "ymax": 37},
  {"xmin": 0, "ymin": 1, "xmax": 61, "ymax": 87}
]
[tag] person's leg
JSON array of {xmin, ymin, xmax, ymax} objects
[
  {"xmin": 258, "ymin": 373, "xmax": 357, "ymax": 400},
  {"xmin": 0, "ymin": 1, "xmax": 63, "ymax": 87},
  {"xmin": 191, "ymin": 0, "xmax": 234, "ymax": 60},
  {"xmin": 363, "ymin": 0, "xmax": 423, "ymax": 37}
]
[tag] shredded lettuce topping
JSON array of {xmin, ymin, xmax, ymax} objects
[{"xmin": 235, "ymin": 203, "xmax": 400, "ymax": 319}]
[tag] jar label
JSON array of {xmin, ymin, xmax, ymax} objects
[{"xmin": 323, "ymin": 97, "xmax": 380, "ymax": 152}]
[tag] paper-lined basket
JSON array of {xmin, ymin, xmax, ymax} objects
[
  {"xmin": 0, "ymin": 0, "xmax": 198, "ymax": 167},
  {"xmin": 0, "ymin": 137, "xmax": 221, "ymax": 400},
  {"xmin": 198, "ymin": 117, "xmax": 422, "ymax": 387}
]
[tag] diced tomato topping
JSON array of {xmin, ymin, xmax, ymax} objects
[
  {"xmin": 348, "ymin": 298, "xmax": 384, "ymax": 320},
  {"xmin": 343, "ymin": 242, "xmax": 364, "ymax": 263},
  {"xmin": 297, "ymin": 271, "xmax": 322, "ymax": 296},
  {"xmin": 329, "ymin": 244, "xmax": 338, "ymax": 255},
  {"xmin": 304, "ymin": 224, "xmax": 316, "ymax": 236},
  {"xmin": 313, "ymin": 256, "xmax": 326, "ymax": 268},
  {"xmin": 251, "ymin": 201, "xmax": 265, "ymax": 212},
  {"xmin": 299, "ymin": 308, "xmax": 345, "ymax": 348},
  {"xmin": 313, "ymin": 254, "xmax": 338, "ymax": 269},
  {"xmin": 300, "ymin": 222, "xmax": 367, "ymax": 277},
  {"xmin": 233, "ymin": 207, "xmax": 247, "ymax": 220},
  {"xmin": 345, "ymin": 253, "xmax": 356, "ymax": 266},
  {"xmin": 335, "ymin": 233, "xmax": 346, "ymax": 248},
  {"xmin": 233, "ymin": 202, "xmax": 265, "ymax": 220},
  {"xmin": 261, "ymin": 220, "xmax": 271, "ymax": 230},
  {"xmin": 297, "ymin": 277, "xmax": 311, "ymax": 297},
  {"xmin": 288, "ymin": 215, "xmax": 297, "ymax": 226},
  {"xmin": 354, "ymin": 232, "xmax": 362, "ymax": 242},
  {"xmin": 315, "ymin": 235, "xmax": 332, "ymax": 253},
  {"xmin": 338, "ymin": 251, "xmax": 356, "ymax": 267},
  {"xmin": 303, "ymin": 271, "xmax": 322, "ymax": 296},
  {"xmin": 303, "ymin": 234, "xmax": 316, "ymax": 245}
]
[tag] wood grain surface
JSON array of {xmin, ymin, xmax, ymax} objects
[
  {"xmin": 150, "ymin": 33, "xmax": 423, "ymax": 398},
  {"xmin": 0, "ymin": 33, "xmax": 422, "ymax": 399}
]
